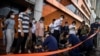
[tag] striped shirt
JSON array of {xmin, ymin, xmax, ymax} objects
[{"xmin": 18, "ymin": 12, "xmax": 30, "ymax": 33}]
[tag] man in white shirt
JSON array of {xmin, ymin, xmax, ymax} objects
[
  {"xmin": 69, "ymin": 21, "xmax": 77, "ymax": 35},
  {"xmin": 53, "ymin": 15, "xmax": 65, "ymax": 42},
  {"xmin": 49, "ymin": 19, "xmax": 56, "ymax": 35}
]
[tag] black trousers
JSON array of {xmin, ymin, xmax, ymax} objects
[
  {"xmin": 32, "ymin": 33, "xmax": 36, "ymax": 43},
  {"xmin": 14, "ymin": 32, "xmax": 28, "ymax": 53},
  {"xmin": 89, "ymin": 30, "xmax": 97, "ymax": 48},
  {"xmin": 93, "ymin": 34, "xmax": 97, "ymax": 48},
  {"xmin": 53, "ymin": 30, "xmax": 60, "ymax": 43},
  {"xmin": 85, "ymin": 47, "xmax": 93, "ymax": 56}
]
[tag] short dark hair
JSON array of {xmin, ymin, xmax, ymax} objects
[
  {"xmin": 63, "ymin": 32, "xmax": 69, "ymax": 37},
  {"xmin": 44, "ymin": 31, "xmax": 51, "ymax": 37},
  {"xmin": 24, "ymin": 6, "xmax": 33, "ymax": 11},
  {"xmin": 72, "ymin": 21, "xmax": 76, "ymax": 24},
  {"xmin": 40, "ymin": 17, "xmax": 45, "ymax": 21},
  {"xmin": 6, "ymin": 11, "xmax": 14, "ymax": 18},
  {"xmin": 27, "ymin": 6, "xmax": 33, "ymax": 11},
  {"xmin": 53, "ymin": 19, "xmax": 56, "ymax": 22},
  {"xmin": 32, "ymin": 18, "xmax": 35, "ymax": 20},
  {"xmin": 65, "ymin": 21, "xmax": 68, "ymax": 24},
  {"xmin": 61, "ymin": 15, "xmax": 65, "ymax": 19}
]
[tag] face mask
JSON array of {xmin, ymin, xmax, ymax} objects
[
  {"xmin": 60, "ymin": 17, "xmax": 63, "ymax": 20},
  {"xmin": 72, "ymin": 23, "xmax": 75, "ymax": 25},
  {"xmin": 10, "ymin": 15, "xmax": 15, "ymax": 18},
  {"xmin": 33, "ymin": 20, "xmax": 35, "ymax": 23},
  {"xmin": 26, "ymin": 10, "xmax": 32, "ymax": 14},
  {"xmin": 40, "ymin": 20, "xmax": 43, "ymax": 23}
]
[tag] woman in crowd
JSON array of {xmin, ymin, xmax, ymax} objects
[
  {"xmin": 5, "ymin": 11, "xmax": 15, "ymax": 54},
  {"xmin": 35, "ymin": 17, "xmax": 45, "ymax": 46}
]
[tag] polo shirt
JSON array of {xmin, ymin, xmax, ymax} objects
[{"xmin": 18, "ymin": 12, "xmax": 30, "ymax": 33}]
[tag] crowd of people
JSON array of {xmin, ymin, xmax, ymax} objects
[{"xmin": 0, "ymin": 6, "xmax": 100, "ymax": 56}]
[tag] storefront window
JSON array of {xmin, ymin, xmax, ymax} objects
[{"xmin": 66, "ymin": 4, "xmax": 77, "ymax": 13}]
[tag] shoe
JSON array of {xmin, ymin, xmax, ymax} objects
[{"xmin": 6, "ymin": 52, "xmax": 13, "ymax": 55}]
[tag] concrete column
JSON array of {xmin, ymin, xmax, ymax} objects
[
  {"xmin": 97, "ymin": 32, "xmax": 100, "ymax": 48},
  {"xmin": 34, "ymin": 0, "xmax": 44, "ymax": 21}
]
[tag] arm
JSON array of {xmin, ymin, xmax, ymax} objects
[
  {"xmin": 1, "ymin": 22, "xmax": 3, "ymax": 30},
  {"xmin": 1, "ymin": 22, "xmax": 4, "ymax": 28},
  {"xmin": 65, "ymin": 40, "xmax": 71, "ymax": 47},
  {"xmin": 35, "ymin": 22, "xmax": 39, "ymax": 37},
  {"xmin": 67, "ymin": 44, "xmax": 72, "ymax": 47},
  {"xmin": 43, "ymin": 37, "xmax": 49, "ymax": 47},
  {"xmin": 5, "ymin": 19, "xmax": 9, "ymax": 29},
  {"xmin": 29, "ymin": 27, "xmax": 32, "ymax": 38},
  {"xmin": 18, "ymin": 13, "xmax": 24, "ymax": 37},
  {"xmin": 28, "ymin": 22, "xmax": 31, "ymax": 38}
]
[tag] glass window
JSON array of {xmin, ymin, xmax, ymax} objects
[
  {"xmin": 75, "ymin": 10, "xmax": 79, "ymax": 15},
  {"xmin": 66, "ymin": 4, "xmax": 77, "ymax": 13},
  {"xmin": 66, "ymin": 4, "xmax": 85, "ymax": 19}
]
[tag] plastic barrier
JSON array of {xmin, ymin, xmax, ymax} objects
[{"xmin": 1, "ymin": 30, "xmax": 98, "ymax": 56}]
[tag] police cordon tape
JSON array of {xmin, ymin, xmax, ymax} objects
[{"xmin": 2, "ymin": 30, "xmax": 99, "ymax": 56}]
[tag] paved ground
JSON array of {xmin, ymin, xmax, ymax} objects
[{"xmin": 0, "ymin": 39, "xmax": 100, "ymax": 56}]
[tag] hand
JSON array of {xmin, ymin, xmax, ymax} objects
[
  {"xmin": 67, "ymin": 44, "xmax": 72, "ymax": 47},
  {"xmin": 34, "ymin": 45, "xmax": 42, "ymax": 49},
  {"xmin": 34, "ymin": 46, "xmax": 38, "ymax": 49},
  {"xmin": 39, "ymin": 45, "xmax": 42, "ymax": 48},
  {"xmin": 21, "ymin": 32, "xmax": 24, "ymax": 37}
]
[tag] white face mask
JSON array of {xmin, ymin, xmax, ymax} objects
[
  {"xmin": 40, "ymin": 20, "xmax": 43, "ymax": 23},
  {"xmin": 26, "ymin": 10, "xmax": 32, "ymax": 14},
  {"xmin": 10, "ymin": 15, "xmax": 15, "ymax": 18},
  {"xmin": 72, "ymin": 23, "xmax": 75, "ymax": 26},
  {"xmin": 66, "ymin": 24, "xmax": 68, "ymax": 26},
  {"xmin": 60, "ymin": 17, "xmax": 63, "ymax": 20},
  {"xmin": 33, "ymin": 20, "xmax": 35, "ymax": 23}
]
